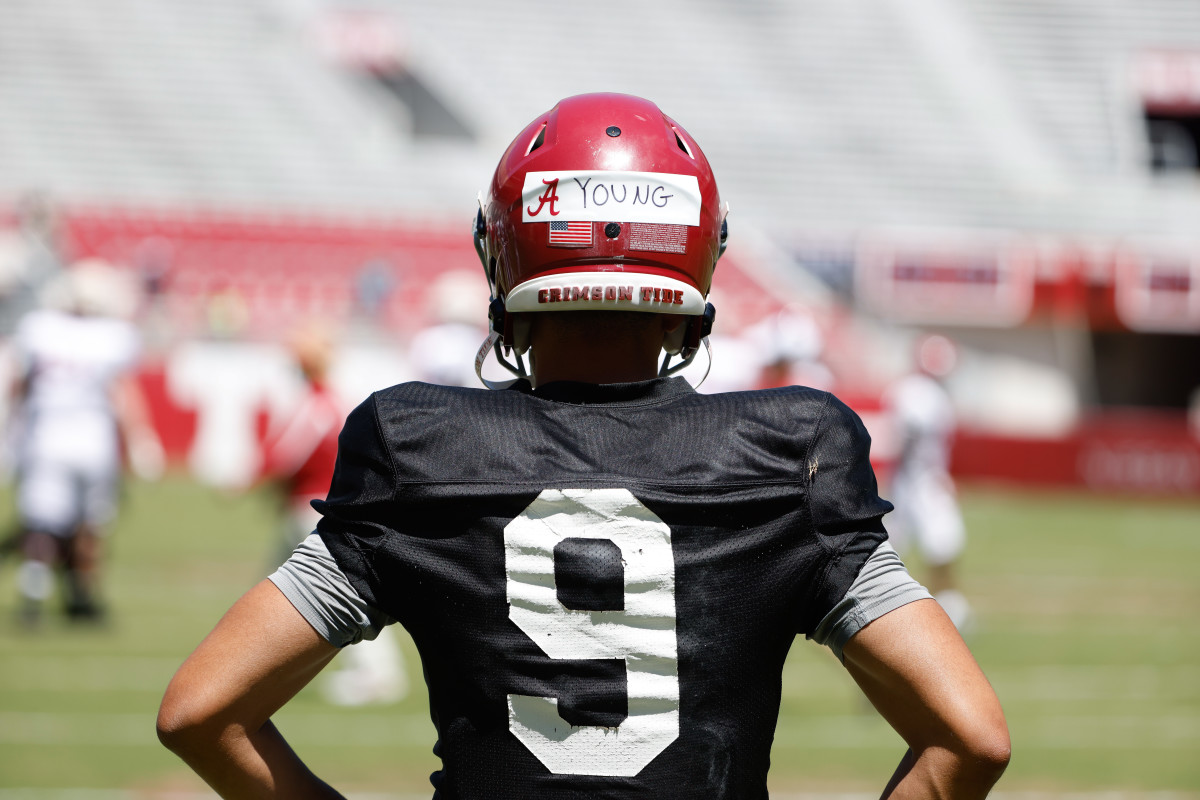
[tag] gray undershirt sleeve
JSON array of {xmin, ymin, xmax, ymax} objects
[
  {"xmin": 268, "ymin": 533, "xmax": 394, "ymax": 647},
  {"xmin": 809, "ymin": 541, "xmax": 933, "ymax": 662}
]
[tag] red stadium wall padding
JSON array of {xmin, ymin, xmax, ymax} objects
[
  {"xmin": 136, "ymin": 363, "xmax": 197, "ymax": 462},
  {"xmin": 955, "ymin": 411, "xmax": 1200, "ymax": 495},
  {"xmin": 844, "ymin": 393, "xmax": 1199, "ymax": 496}
]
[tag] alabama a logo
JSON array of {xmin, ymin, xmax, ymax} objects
[{"xmin": 527, "ymin": 178, "xmax": 561, "ymax": 217}]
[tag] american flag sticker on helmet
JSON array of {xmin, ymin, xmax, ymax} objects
[
  {"xmin": 629, "ymin": 223, "xmax": 687, "ymax": 254},
  {"xmin": 548, "ymin": 220, "xmax": 593, "ymax": 247}
]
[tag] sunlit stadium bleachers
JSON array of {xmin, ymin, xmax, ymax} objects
[{"xmin": 4, "ymin": 0, "xmax": 1200, "ymax": 235}]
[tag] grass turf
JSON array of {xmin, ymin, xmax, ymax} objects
[{"xmin": 0, "ymin": 477, "xmax": 1196, "ymax": 796}]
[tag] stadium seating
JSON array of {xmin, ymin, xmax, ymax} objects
[{"xmin": 2, "ymin": 0, "xmax": 1199, "ymax": 236}]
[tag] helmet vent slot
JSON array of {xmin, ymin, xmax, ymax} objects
[
  {"xmin": 526, "ymin": 124, "xmax": 547, "ymax": 156},
  {"xmin": 673, "ymin": 128, "xmax": 694, "ymax": 158}
]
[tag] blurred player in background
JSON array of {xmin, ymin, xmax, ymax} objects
[
  {"xmin": 407, "ymin": 269, "xmax": 490, "ymax": 388},
  {"xmin": 257, "ymin": 321, "xmax": 407, "ymax": 705},
  {"xmin": 258, "ymin": 323, "xmax": 346, "ymax": 569},
  {"xmin": 160, "ymin": 94, "xmax": 1008, "ymax": 798},
  {"xmin": 749, "ymin": 305, "xmax": 835, "ymax": 391},
  {"xmin": 883, "ymin": 333, "xmax": 972, "ymax": 630},
  {"xmin": 9, "ymin": 258, "xmax": 163, "ymax": 625}
]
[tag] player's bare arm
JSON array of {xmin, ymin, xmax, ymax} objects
[
  {"xmin": 841, "ymin": 598, "xmax": 1010, "ymax": 799},
  {"xmin": 157, "ymin": 580, "xmax": 345, "ymax": 799}
]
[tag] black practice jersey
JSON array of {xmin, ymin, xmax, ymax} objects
[{"xmin": 315, "ymin": 376, "xmax": 891, "ymax": 799}]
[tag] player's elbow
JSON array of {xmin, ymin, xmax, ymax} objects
[
  {"xmin": 156, "ymin": 699, "xmax": 200, "ymax": 754},
  {"xmin": 952, "ymin": 721, "xmax": 1012, "ymax": 785},
  {"xmin": 156, "ymin": 688, "xmax": 226, "ymax": 758},
  {"xmin": 972, "ymin": 731, "xmax": 1011, "ymax": 772}
]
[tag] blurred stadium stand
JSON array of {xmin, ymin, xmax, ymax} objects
[{"xmin": 1, "ymin": 0, "xmax": 1199, "ymax": 493}]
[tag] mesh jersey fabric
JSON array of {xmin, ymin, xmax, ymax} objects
[{"xmin": 315, "ymin": 376, "xmax": 891, "ymax": 799}]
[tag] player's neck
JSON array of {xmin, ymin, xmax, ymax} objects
[
  {"xmin": 530, "ymin": 353, "xmax": 660, "ymax": 388},
  {"xmin": 526, "ymin": 312, "xmax": 679, "ymax": 388}
]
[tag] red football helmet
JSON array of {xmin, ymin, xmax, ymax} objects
[{"xmin": 473, "ymin": 93, "xmax": 727, "ymax": 383}]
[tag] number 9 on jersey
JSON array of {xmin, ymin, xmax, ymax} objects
[{"xmin": 504, "ymin": 488, "xmax": 680, "ymax": 777}]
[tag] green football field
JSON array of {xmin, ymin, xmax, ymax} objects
[{"xmin": 0, "ymin": 476, "xmax": 1196, "ymax": 798}]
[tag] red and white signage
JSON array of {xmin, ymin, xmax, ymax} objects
[
  {"xmin": 314, "ymin": 11, "xmax": 406, "ymax": 72},
  {"xmin": 1134, "ymin": 50, "xmax": 1200, "ymax": 114},
  {"xmin": 856, "ymin": 230, "xmax": 1036, "ymax": 327},
  {"xmin": 1114, "ymin": 241, "xmax": 1200, "ymax": 333}
]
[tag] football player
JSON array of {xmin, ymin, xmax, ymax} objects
[
  {"xmin": 256, "ymin": 322, "xmax": 347, "ymax": 569},
  {"xmin": 158, "ymin": 93, "xmax": 1009, "ymax": 798},
  {"xmin": 10, "ymin": 259, "xmax": 162, "ymax": 624},
  {"xmin": 255, "ymin": 321, "xmax": 408, "ymax": 706},
  {"xmin": 883, "ymin": 333, "xmax": 972, "ymax": 630}
]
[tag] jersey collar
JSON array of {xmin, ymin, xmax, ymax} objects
[{"xmin": 524, "ymin": 376, "xmax": 696, "ymax": 406}]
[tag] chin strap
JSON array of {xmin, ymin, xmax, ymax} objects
[
  {"xmin": 659, "ymin": 302, "xmax": 715, "ymax": 387},
  {"xmin": 659, "ymin": 335, "xmax": 713, "ymax": 388},
  {"xmin": 474, "ymin": 330, "xmax": 524, "ymax": 390}
]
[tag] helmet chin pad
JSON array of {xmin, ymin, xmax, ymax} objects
[
  {"xmin": 510, "ymin": 313, "xmax": 531, "ymax": 355},
  {"xmin": 663, "ymin": 318, "xmax": 686, "ymax": 356}
]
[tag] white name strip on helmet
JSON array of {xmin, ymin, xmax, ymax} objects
[
  {"xmin": 505, "ymin": 273, "xmax": 706, "ymax": 314},
  {"xmin": 522, "ymin": 171, "xmax": 701, "ymax": 226}
]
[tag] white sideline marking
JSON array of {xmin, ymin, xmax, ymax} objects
[
  {"xmin": 781, "ymin": 662, "xmax": 1200, "ymax": 701},
  {"xmin": 0, "ymin": 712, "xmax": 435, "ymax": 747},
  {"xmin": 987, "ymin": 665, "xmax": 1200, "ymax": 701},
  {"xmin": 0, "ymin": 656, "xmax": 182, "ymax": 692},
  {"xmin": 773, "ymin": 712, "xmax": 1200, "ymax": 750}
]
